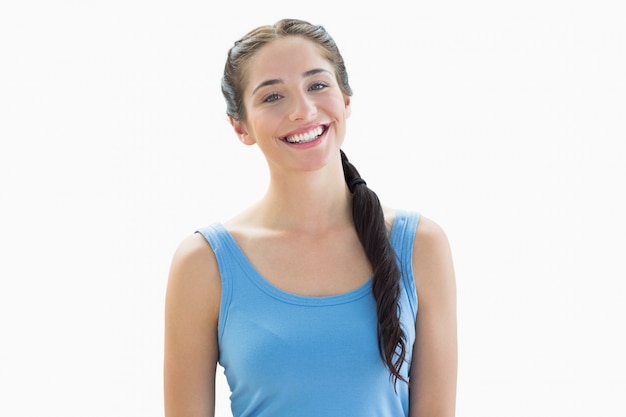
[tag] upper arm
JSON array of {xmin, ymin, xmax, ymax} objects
[
  {"xmin": 409, "ymin": 217, "xmax": 458, "ymax": 417},
  {"xmin": 164, "ymin": 233, "xmax": 221, "ymax": 417}
]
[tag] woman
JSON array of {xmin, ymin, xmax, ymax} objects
[{"xmin": 164, "ymin": 18, "xmax": 457, "ymax": 417}]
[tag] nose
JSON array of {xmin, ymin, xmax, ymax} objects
[{"xmin": 288, "ymin": 93, "xmax": 317, "ymax": 121}]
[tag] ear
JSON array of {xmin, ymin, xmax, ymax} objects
[
  {"xmin": 229, "ymin": 116, "xmax": 255, "ymax": 145},
  {"xmin": 344, "ymin": 96, "xmax": 351, "ymax": 119}
]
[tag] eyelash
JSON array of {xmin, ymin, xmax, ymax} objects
[
  {"xmin": 263, "ymin": 93, "xmax": 282, "ymax": 103},
  {"xmin": 309, "ymin": 82, "xmax": 328, "ymax": 91},
  {"xmin": 262, "ymin": 82, "xmax": 329, "ymax": 103}
]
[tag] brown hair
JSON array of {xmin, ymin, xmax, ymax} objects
[{"xmin": 221, "ymin": 18, "xmax": 408, "ymax": 386}]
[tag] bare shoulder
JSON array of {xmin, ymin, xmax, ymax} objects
[
  {"xmin": 170, "ymin": 233, "xmax": 219, "ymax": 281},
  {"xmin": 166, "ymin": 232, "xmax": 221, "ymax": 321},
  {"xmin": 413, "ymin": 216, "xmax": 456, "ymax": 294},
  {"xmin": 171, "ymin": 232, "xmax": 217, "ymax": 268},
  {"xmin": 415, "ymin": 216, "xmax": 451, "ymax": 251}
]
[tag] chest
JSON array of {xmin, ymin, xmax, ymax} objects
[
  {"xmin": 230, "ymin": 228, "xmax": 372, "ymax": 297},
  {"xmin": 219, "ymin": 289, "xmax": 409, "ymax": 415}
]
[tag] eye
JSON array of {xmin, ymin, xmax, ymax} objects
[
  {"xmin": 263, "ymin": 92, "xmax": 282, "ymax": 103},
  {"xmin": 309, "ymin": 82, "xmax": 328, "ymax": 91}
]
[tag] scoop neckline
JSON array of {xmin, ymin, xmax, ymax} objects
[{"xmin": 214, "ymin": 210, "xmax": 406, "ymax": 306}]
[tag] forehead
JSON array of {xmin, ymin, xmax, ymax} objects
[{"xmin": 244, "ymin": 36, "xmax": 335, "ymax": 87}]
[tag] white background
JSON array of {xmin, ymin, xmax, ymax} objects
[{"xmin": 1, "ymin": 1, "xmax": 625, "ymax": 416}]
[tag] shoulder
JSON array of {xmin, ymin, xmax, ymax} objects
[
  {"xmin": 415, "ymin": 216, "xmax": 450, "ymax": 251},
  {"xmin": 386, "ymin": 208, "xmax": 453, "ymax": 276},
  {"xmin": 170, "ymin": 232, "xmax": 219, "ymax": 278},
  {"xmin": 166, "ymin": 232, "xmax": 221, "ymax": 319},
  {"xmin": 412, "ymin": 215, "xmax": 456, "ymax": 301}
]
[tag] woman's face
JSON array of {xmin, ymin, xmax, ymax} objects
[{"xmin": 231, "ymin": 36, "xmax": 351, "ymax": 174}]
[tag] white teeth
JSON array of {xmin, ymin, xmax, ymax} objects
[{"xmin": 285, "ymin": 126, "xmax": 324, "ymax": 143}]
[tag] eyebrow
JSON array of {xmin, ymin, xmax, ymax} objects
[{"xmin": 251, "ymin": 68, "xmax": 332, "ymax": 96}]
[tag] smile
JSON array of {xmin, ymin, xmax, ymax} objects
[{"xmin": 283, "ymin": 125, "xmax": 326, "ymax": 144}]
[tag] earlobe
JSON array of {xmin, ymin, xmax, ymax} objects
[{"xmin": 229, "ymin": 116, "xmax": 255, "ymax": 145}]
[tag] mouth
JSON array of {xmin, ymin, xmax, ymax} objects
[{"xmin": 282, "ymin": 125, "xmax": 327, "ymax": 144}]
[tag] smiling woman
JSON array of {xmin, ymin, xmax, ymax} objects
[{"xmin": 163, "ymin": 18, "xmax": 457, "ymax": 417}]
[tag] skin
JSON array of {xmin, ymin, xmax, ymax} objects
[{"xmin": 164, "ymin": 35, "xmax": 457, "ymax": 416}]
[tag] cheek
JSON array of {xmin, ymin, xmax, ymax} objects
[{"xmin": 327, "ymin": 95, "xmax": 350, "ymax": 117}]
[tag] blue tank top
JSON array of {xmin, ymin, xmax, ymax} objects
[{"xmin": 196, "ymin": 210, "xmax": 420, "ymax": 417}]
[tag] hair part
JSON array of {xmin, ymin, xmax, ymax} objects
[{"xmin": 222, "ymin": 18, "xmax": 407, "ymax": 386}]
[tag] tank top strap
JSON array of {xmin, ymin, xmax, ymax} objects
[
  {"xmin": 195, "ymin": 223, "xmax": 243, "ymax": 340},
  {"xmin": 390, "ymin": 209, "xmax": 421, "ymax": 319}
]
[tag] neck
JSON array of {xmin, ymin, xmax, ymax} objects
[{"xmin": 255, "ymin": 156, "xmax": 352, "ymax": 232}]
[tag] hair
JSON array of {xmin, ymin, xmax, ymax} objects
[{"xmin": 221, "ymin": 18, "xmax": 408, "ymax": 386}]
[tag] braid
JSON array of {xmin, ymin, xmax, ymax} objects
[{"xmin": 340, "ymin": 150, "xmax": 408, "ymax": 387}]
